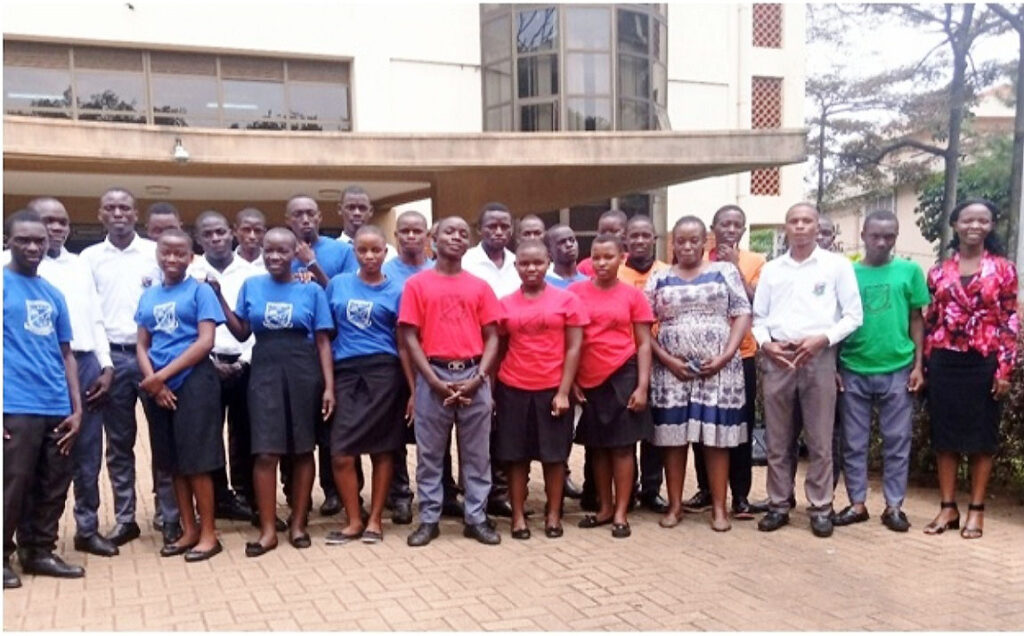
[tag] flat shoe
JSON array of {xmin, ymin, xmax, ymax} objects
[
  {"xmin": 361, "ymin": 530, "xmax": 384, "ymax": 544},
  {"xmin": 711, "ymin": 519, "xmax": 732, "ymax": 533},
  {"xmin": 159, "ymin": 541, "xmax": 197, "ymax": 557},
  {"xmin": 244, "ymin": 541, "xmax": 277, "ymax": 558},
  {"xmin": 289, "ymin": 533, "xmax": 312, "ymax": 549},
  {"xmin": 611, "ymin": 522, "xmax": 631, "ymax": 538},
  {"xmin": 544, "ymin": 525, "xmax": 563, "ymax": 539},
  {"xmin": 658, "ymin": 513, "xmax": 681, "ymax": 528},
  {"xmin": 511, "ymin": 527, "xmax": 531, "ymax": 540},
  {"xmin": 325, "ymin": 530, "xmax": 363, "ymax": 545},
  {"xmin": 183, "ymin": 540, "xmax": 223, "ymax": 563},
  {"xmin": 577, "ymin": 514, "xmax": 613, "ymax": 529}
]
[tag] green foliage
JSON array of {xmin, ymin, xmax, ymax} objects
[{"xmin": 748, "ymin": 228, "xmax": 775, "ymax": 256}]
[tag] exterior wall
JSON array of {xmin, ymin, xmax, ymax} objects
[{"xmin": 826, "ymin": 184, "xmax": 937, "ymax": 271}]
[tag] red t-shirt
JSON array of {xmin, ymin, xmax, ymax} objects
[
  {"xmin": 498, "ymin": 286, "xmax": 589, "ymax": 391},
  {"xmin": 568, "ymin": 280, "xmax": 655, "ymax": 388},
  {"xmin": 398, "ymin": 269, "xmax": 502, "ymax": 359},
  {"xmin": 577, "ymin": 257, "xmax": 595, "ymax": 278}
]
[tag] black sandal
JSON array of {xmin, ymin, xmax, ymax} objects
[
  {"xmin": 961, "ymin": 503, "xmax": 984, "ymax": 539},
  {"xmin": 923, "ymin": 501, "xmax": 960, "ymax": 535}
]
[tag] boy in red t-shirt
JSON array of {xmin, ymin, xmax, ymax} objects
[
  {"xmin": 568, "ymin": 234, "xmax": 655, "ymax": 539},
  {"xmin": 398, "ymin": 217, "xmax": 503, "ymax": 547}
]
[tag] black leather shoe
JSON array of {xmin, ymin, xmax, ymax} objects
[
  {"xmin": 391, "ymin": 500, "xmax": 413, "ymax": 525},
  {"xmin": 20, "ymin": 552, "xmax": 85, "ymax": 578},
  {"xmin": 216, "ymin": 494, "xmax": 254, "ymax": 521},
  {"xmin": 105, "ymin": 521, "xmax": 141, "ymax": 546},
  {"xmin": 3, "ymin": 561, "xmax": 21, "ymax": 589},
  {"xmin": 407, "ymin": 522, "xmax": 440, "ymax": 547},
  {"xmin": 682, "ymin": 490, "xmax": 712, "ymax": 513},
  {"xmin": 463, "ymin": 522, "xmax": 501, "ymax": 545},
  {"xmin": 640, "ymin": 494, "xmax": 670, "ymax": 514},
  {"xmin": 320, "ymin": 494, "xmax": 342, "ymax": 516},
  {"xmin": 757, "ymin": 511, "xmax": 790, "ymax": 532},
  {"xmin": 563, "ymin": 476, "xmax": 583, "ymax": 500},
  {"xmin": 731, "ymin": 498, "xmax": 763, "ymax": 520},
  {"xmin": 184, "ymin": 540, "xmax": 223, "ymax": 563},
  {"xmin": 74, "ymin": 534, "xmax": 119, "ymax": 557},
  {"xmin": 486, "ymin": 500, "xmax": 514, "ymax": 518},
  {"xmin": 833, "ymin": 505, "xmax": 869, "ymax": 527},
  {"xmin": 162, "ymin": 522, "xmax": 184, "ymax": 546},
  {"xmin": 810, "ymin": 513, "xmax": 834, "ymax": 538},
  {"xmin": 441, "ymin": 499, "xmax": 464, "ymax": 518},
  {"xmin": 881, "ymin": 507, "xmax": 911, "ymax": 532}
]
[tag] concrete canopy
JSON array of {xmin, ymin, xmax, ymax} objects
[{"xmin": 4, "ymin": 117, "xmax": 806, "ymax": 221}]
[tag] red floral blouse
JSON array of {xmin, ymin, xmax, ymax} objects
[{"xmin": 924, "ymin": 251, "xmax": 1019, "ymax": 380}]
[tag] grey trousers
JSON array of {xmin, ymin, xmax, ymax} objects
[
  {"xmin": 71, "ymin": 352, "xmax": 104, "ymax": 538},
  {"xmin": 762, "ymin": 346, "xmax": 837, "ymax": 514},
  {"xmin": 839, "ymin": 365, "xmax": 914, "ymax": 508},
  {"xmin": 104, "ymin": 349, "xmax": 178, "ymax": 526},
  {"xmin": 414, "ymin": 364, "xmax": 492, "ymax": 525}
]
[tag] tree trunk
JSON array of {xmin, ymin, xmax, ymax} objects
[
  {"xmin": 1009, "ymin": 30, "xmax": 1024, "ymax": 271},
  {"xmin": 817, "ymin": 113, "xmax": 827, "ymax": 211},
  {"xmin": 939, "ymin": 4, "xmax": 974, "ymax": 261}
]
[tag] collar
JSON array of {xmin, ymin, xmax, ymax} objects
[
  {"xmin": 102, "ymin": 233, "xmax": 146, "ymax": 253},
  {"xmin": 781, "ymin": 245, "xmax": 822, "ymax": 267},
  {"xmin": 467, "ymin": 244, "xmax": 514, "ymax": 269},
  {"xmin": 44, "ymin": 247, "xmax": 73, "ymax": 264}
]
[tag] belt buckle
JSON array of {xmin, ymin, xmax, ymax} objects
[{"xmin": 447, "ymin": 360, "xmax": 466, "ymax": 372}]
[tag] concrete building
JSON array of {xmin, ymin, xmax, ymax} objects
[{"xmin": 3, "ymin": 2, "xmax": 806, "ymax": 254}]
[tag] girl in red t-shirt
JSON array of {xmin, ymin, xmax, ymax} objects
[
  {"xmin": 494, "ymin": 241, "xmax": 588, "ymax": 539},
  {"xmin": 568, "ymin": 235, "xmax": 655, "ymax": 539}
]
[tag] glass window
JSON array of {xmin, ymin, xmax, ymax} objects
[
  {"xmin": 656, "ymin": 20, "xmax": 668, "ymax": 62},
  {"xmin": 566, "ymin": 7, "xmax": 611, "ymax": 50},
  {"xmin": 3, "ymin": 67, "xmax": 72, "ymax": 117},
  {"xmin": 617, "ymin": 9, "xmax": 650, "ymax": 56},
  {"xmin": 222, "ymin": 79, "xmax": 286, "ymax": 129},
  {"xmin": 288, "ymin": 82, "xmax": 349, "ymax": 130},
  {"xmin": 618, "ymin": 98, "xmax": 650, "ymax": 130},
  {"xmin": 151, "ymin": 74, "xmax": 219, "ymax": 127},
  {"xmin": 482, "ymin": 15, "xmax": 512, "ymax": 63},
  {"xmin": 517, "ymin": 8, "xmax": 558, "ymax": 53},
  {"xmin": 566, "ymin": 97, "xmax": 611, "ymax": 131},
  {"xmin": 75, "ymin": 70, "xmax": 146, "ymax": 122},
  {"xmin": 537, "ymin": 210, "xmax": 560, "ymax": 227},
  {"xmin": 618, "ymin": 54, "xmax": 650, "ymax": 100},
  {"xmin": 570, "ymin": 200, "xmax": 612, "ymax": 231},
  {"xmin": 484, "ymin": 61, "xmax": 513, "ymax": 105},
  {"xmin": 520, "ymin": 102, "xmax": 557, "ymax": 131},
  {"xmin": 566, "ymin": 53, "xmax": 610, "ymax": 95},
  {"xmin": 652, "ymin": 61, "xmax": 666, "ymax": 106},
  {"xmin": 619, "ymin": 193, "xmax": 651, "ymax": 218},
  {"xmin": 485, "ymin": 105, "xmax": 513, "ymax": 131},
  {"xmin": 517, "ymin": 54, "xmax": 558, "ymax": 98}
]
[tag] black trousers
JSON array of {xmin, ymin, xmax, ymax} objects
[
  {"xmin": 694, "ymin": 356, "xmax": 756, "ymax": 499},
  {"xmin": 212, "ymin": 362, "xmax": 254, "ymax": 503},
  {"xmin": 5, "ymin": 415, "xmax": 73, "ymax": 558}
]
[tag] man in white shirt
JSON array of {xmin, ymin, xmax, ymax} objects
[
  {"xmin": 752, "ymin": 202, "xmax": 863, "ymax": 538},
  {"xmin": 234, "ymin": 207, "xmax": 267, "ymax": 269},
  {"xmin": 336, "ymin": 185, "xmax": 397, "ymax": 262},
  {"xmin": 187, "ymin": 210, "xmax": 260, "ymax": 523},
  {"xmin": 80, "ymin": 187, "xmax": 181, "ymax": 547}
]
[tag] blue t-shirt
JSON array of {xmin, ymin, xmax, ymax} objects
[
  {"xmin": 326, "ymin": 273, "xmax": 403, "ymax": 361},
  {"xmin": 3, "ymin": 268, "xmax": 73, "ymax": 416},
  {"xmin": 382, "ymin": 258, "xmax": 434, "ymax": 288},
  {"xmin": 235, "ymin": 274, "xmax": 333, "ymax": 337},
  {"xmin": 134, "ymin": 277, "xmax": 225, "ymax": 391},
  {"xmin": 291, "ymin": 236, "xmax": 357, "ymax": 279},
  {"xmin": 545, "ymin": 271, "xmax": 589, "ymax": 289}
]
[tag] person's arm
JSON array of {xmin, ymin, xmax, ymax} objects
[
  {"xmin": 295, "ymin": 242, "xmax": 329, "ymax": 287},
  {"xmin": 56, "ymin": 343, "xmax": 82, "ymax": 455},
  {"xmin": 139, "ymin": 321, "xmax": 216, "ymax": 400},
  {"xmin": 399, "ymin": 324, "xmax": 453, "ymax": 400},
  {"xmin": 650, "ymin": 336, "xmax": 696, "ymax": 381},
  {"xmin": 552, "ymin": 326, "xmax": 583, "ymax": 416},
  {"xmin": 453, "ymin": 323, "xmax": 500, "ymax": 401},
  {"xmin": 627, "ymin": 322, "xmax": 652, "ymax": 412},
  {"xmin": 397, "ymin": 336, "xmax": 416, "ymax": 422},
  {"xmin": 907, "ymin": 309, "xmax": 926, "ymax": 392},
  {"xmin": 992, "ymin": 261, "xmax": 1019, "ymax": 398},
  {"xmin": 315, "ymin": 330, "xmax": 335, "ymax": 421},
  {"xmin": 210, "ymin": 280, "xmax": 253, "ymax": 342},
  {"xmin": 84, "ymin": 280, "xmax": 114, "ymax": 410},
  {"xmin": 700, "ymin": 314, "xmax": 752, "ymax": 377},
  {"xmin": 136, "ymin": 327, "xmax": 175, "ymax": 410},
  {"xmin": 794, "ymin": 260, "xmax": 864, "ymax": 367}
]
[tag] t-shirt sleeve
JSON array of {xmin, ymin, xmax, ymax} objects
[
  {"xmin": 908, "ymin": 262, "xmax": 931, "ymax": 309},
  {"xmin": 311, "ymin": 286, "xmax": 335, "ymax": 332},
  {"xmin": 564, "ymin": 293, "xmax": 589, "ymax": 327},
  {"xmin": 133, "ymin": 290, "xmax": 149, "ymax": 328},
  {"xmin": 748, "ymin": 254, "xmax": 765, "ymax": 289},
  {"xmin": 196, "ymin": 283, "xmax": 226, "ymax": 324},
  {"xmin": 339, "ymin": 243, "xmax": 358, "ymax": 274},
  {"xmin": 627, "ymin": 286, "xmax": 655, "ymax": 323},
  {"xmin": 477, "ymin": 282, "xmax": 503, "ymax": 326},
  {"xmin": 497, "ymin": 297, "xmax": 511, "ymax": 335},
  {"xmin": 723, "ymin": 264, "xmax": 752, "ymax": 317},
  {"xmin": 398, "ymin": 277, "xmax": 423, "ymax": 326},
  {"xmin": 235, "ymin": 279, "xmax": 251, "ymax": 321},
  {"xmin": 54, "ymin": 292, "xmax": 73, "ymax": 344}
]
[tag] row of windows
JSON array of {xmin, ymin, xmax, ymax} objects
[{"xmin": 3, "ymin": 41, "xmax": 351, "ymax": 130}]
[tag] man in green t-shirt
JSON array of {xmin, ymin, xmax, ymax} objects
[{"xmin": 833, "ymin": 210, "xmax": 930, "ymax": 532}]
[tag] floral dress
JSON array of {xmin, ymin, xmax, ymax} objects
[{"xmin": 644, "ymin": 262, "xmax": 751, "ymax": 448}]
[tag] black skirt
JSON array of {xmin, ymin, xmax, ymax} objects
[
  {"xmin": 143, "ymin": 358, "xmax": 224, "ymax": 476},
  {"xmin": 248, "ymin": 331, "xmax": 323, "ymax": 456},
  {"xmin": 331, "ymin": 353, "xmax": 409, "ymax": 456},
  {"xmin": 575, "ymin": 357, "xmax": 653, "ymax": 448},
  {"xmin": 927, "ymin": 348, "xmax": 1002, "ymax": 454},
  {"xmin": 494, "ymin": 381, "xmax": 574, "ymax": 463}
]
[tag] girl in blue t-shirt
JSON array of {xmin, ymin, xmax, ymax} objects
[
  {"xmin": 215, "ymin": 227, "xmax": 335, "ymax": 557},
  {"xmin": 135, "ymin": 230, "xmax": 226, "ymax": 562},
  {"xmin": 324, "ymin": 227, "xmax": 413, "ymax": 545}
]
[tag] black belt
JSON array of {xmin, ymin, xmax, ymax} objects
[
  {"xmin": 428, "ymin": 356, "xmax": 481, "ymax": 371},
  {"xmin": 211, "ymin": 352, "xmax": 242, "ymax": 364},
  {"xmin": 109, "ymin": 343, "xmax": 135, "ymax": 353},
  {"xmin": 72, "ymin": 350, "xmax": 92, "ymax": 358}
]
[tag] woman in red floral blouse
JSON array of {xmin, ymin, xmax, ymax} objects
[{"xmin": 922, "ymin": 199, "xmax": 1018, "ymax": 539}]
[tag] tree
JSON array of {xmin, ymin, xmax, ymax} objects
[{"xmin": 988, "ymin": 3, "xmax": 1024, "ymax": 263}]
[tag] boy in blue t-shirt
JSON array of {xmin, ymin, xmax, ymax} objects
[
  {"xmin": 3, "ymin": 210, "xmax": 84, "ymax": 589},
  {"xmin": 286, "ymin": 194, "xmax": 357, "ymax": 288}
]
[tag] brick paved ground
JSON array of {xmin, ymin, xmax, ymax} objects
[{"xmin": 5, "ymin": 413, "xmax": 1024, "ymax": 631}]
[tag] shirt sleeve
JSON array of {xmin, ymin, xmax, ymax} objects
[
  {"xmin": 908, "ymin": 262, "xmax": 931, "ymax": 309},
  {"xmin": 751, "ymin": 268, "xmax": 772, "ymax": 346},
  {"xmin": 312, "ymin": 285, "xmax": 335, "ymax": 332},
  {"xmin": 477, "ymin": 282, "xmax": 503, "ymax": 326},
  {"xmin": 398, "ymin": 277, "xmax": 423, "ymax": 327},
  {"xmin": 825, "ymin": 258, "xmax": 864, "ymax": 346},
  {"xmin": 133, "ymin": 291, "xmax": 148, "ymax": 329},
  {"xmin": 723, "ymin": 263, "xmax": 752, "ymax": 317},
  {"xmin": 195, "ymin": 283, "xmax": 226, "ymax": 325},
  {"xmin": 922, "ymin": 265, "xmax": 941, "ymax": 339},
  {"xmin": 995, "ymin": 260, "xmax": 1019, "ymax": 381},
  {"xmin": 564, "ymin": 293, "xmax": 589, "ymax": 327},
  {"xmin": 628, "ymin": 286, "xmax": 655, "ymax": 323},
  {"xmin": 54, "ymin": 292, "xmax": 73, "ymax": 345},
  {"xmin": 86, "ymin": 272, "xmax": 113, "ymax": 368},
  {"xmin": 339, "ymin": 242, "xmax": 358, "ymax": 274}
]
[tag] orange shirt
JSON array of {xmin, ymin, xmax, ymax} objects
[
  {"xmin": 706, "ymin": 247, "xmax": 765, "ymax": 358},
  {"xmin": 617, "ymin": 260, "xmax": 670, "ymax": 290}
]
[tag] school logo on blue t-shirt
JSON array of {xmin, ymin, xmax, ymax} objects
[
  {"xmin": 153, "ymin": 302, "xmax": 179, "ymax": 333},
  {"xmin": 263, "ymin": 302, "xmax": 294, "ymax": 329},
  {"xmin": 346, "ymin": 299, "xmax": 373, "ymax": 329},
  {"xmin": 24, "ymin": 300, "xmax": 55, "ymax": 336}
]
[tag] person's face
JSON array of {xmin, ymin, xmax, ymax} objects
[
  {"xmin": 146, "ymin": 214, "xmax": 182, "ymax": 241},
  {"xmin": 547, "ymin": 226, "xmax": 578, "ymax": 265},
  {"xmin": 861, "ymin": 219, "xmax": 899, "ymax": 262},
  {"xmin": 625, "ymin": 221, "xmax": 655, "ymax": 260},
  {"xmin": 36, "ymin": 200, "xmax": 70, "ymax": 254},
  {"xmin": 156, "ymin": 235, "xmax": 192, "ymax": 283},
  {"xmin": 514, "ymin": 244, "xmax": 549, "ymax": 288},
  {"xmin": 518, "ymin": 218, "xmax": 545, "ymax": 242},
  {"xmin": 263, "ymin": 232, "xmax": 296, "ymax": 278},
  {"xmin": 234, "ymin": 215, "xmax": 266, "ymax": 253},
  {"xmin": 339, "ymin": 193, "xmax": 373, "ymax": 232},
  {"xmin": 785, "ymin": 206, "xmax": 819, "ymax": 250},
  {"xmin": 97, "ymin": 191, "xmax": 138, "ymax": 239},
  {"xmin": 672, "ymin": 223, "xmax": 706, "ymax": 267},
  {"xmin": 816, "ymin": 219, "xmax": 836, "ymax": 250},
  {"xmin": 394, "ymin": 215, "xmax": 428, "ymax": 256},
  {"xmin": 953, "ymin": 204, "xmax": 994, "ymax": 249},
  {"xmin": 435, "ymin": 218, "xmax": 471, "ymax": 260},
  {"xmin": 712, "ymin": 209, "xmax": 746, "ymax": 248},
  {"xmin": 197, "ymin": 216, "xmax": 233, "ymax": 260},
  {"xmin": 6, "ymin": 220, "xmax": 48, "ymax": 271},
  {"xmin": 590, "ymin": 241, "xmax": 623, "ymax": 283},
  {"xmin": 597, "ymin": 216, "xmax": 626, "ymax": 239},
  {"xmin": 355, "ymin": 232, "xmax": 387, "ymax": 276},
  {"xmin": 286, "ymin": 198, "xmax": 321, "ymax": 243},
  {"xmin": 478, "ymin": 210, "xmax": 512, "ymax": 251}
]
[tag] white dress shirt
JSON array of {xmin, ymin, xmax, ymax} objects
[
  {"xmin": 752, "ymin": 246, "xmax": 863, "ymax": 347},
  {"xmin": 80, "ymin": 234, "xmax": 160, "ymax": 345},
  {"xmin": 337, "ymin": 232, "xmax": 398, "ymax": 262},
  {"xmin": 2, "ymin": 247, "xmax": 113, "ymax": 368},
  {"xmin": 235, "ymin": 247, "xmax": 265, "ymax": 270},
  {"xmin": 186, "ymin": 254, "xmax": 260, "ymax": 361},
  {"xmin": 462, "ymin": 244, "xmax": 520, "ymax": 299}
]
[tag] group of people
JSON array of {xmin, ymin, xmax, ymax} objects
[{"xmin": 3, "ymin": 185, "xmax": 1018, "ymax": 589}]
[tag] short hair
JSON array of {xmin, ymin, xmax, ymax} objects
[
  {"xmin": 786, "ymin": 202, "xmax": 820, "ymax": 220},
  {"xmin": 591, "ymin": 232, "xmax": 624, "ymax": 253},
  {"xmin": 286, "ymin": 194, "xmax": 317, "ymax": 208},
  {"xmin": 101, "ymin": 187, "xmax": 135, "ymax": 206},
  {"xmin": 711, "ymin": 204, "xmax": 746, "ymax": 226},
  {"xmin": 236, "ymin": 207, "xmax": 266, "ymax": 224},
  {"xmin": 395, "ymin": 210, "xmax": 427, "ymax": 227},
  {"xmin": 265, "ymin": 226, "xmax": 298, "ymax": 246},
  {"xmin": 157, "ymin": 228, "xmax": 193, "ymax": 248},
  {"xmin": 519, "ymin": 214, "xmax": 543, "ymax": 226},
  {"xmin": 25, "ymin": 196, "xmax": 63, "ymax": 214},
  {"xmin": 340, "ymin": 185, "xmax": 370, "ymax": 201},
  {"xmin": 354, "ymin": 224, "xmax": 387, "ymax": 242},
  {"xmin": 146, "ymin": 201, "xmax": 180, "ymax": 221},
  {"xmin": 5, "ymin": 209, "xmax": 43, "ymax": 236},
  {"xmin": 515, "ymin": 238, "xmax": 548, "ymax": 257},
  {"xmin": 477, "ymin": 202, "xmax": 510, "ymax": 226},
  {"xmin": 672, "ymin": 215, "xmax": 707, "ymax": 236},
  {"xmin": 543, "ymin": 223, "xmax": 573, "ymax": 250},
  {"xmin": 862, "ymin": 209, "xmax": 898, "ymax": 230},
  {"xmin": 599, "ymin": 209, "xmax": 628, "ymax": 225},
  {"xmin": 626, "ymin": 214, "xmax": 654, "ymax": 231},
  {"xmin": 436, "ymin": 216, "xmax": 470, "ymax": 235},
  {"xmin": 195, "ymin": 209, "xmax": 228, "ymax": 228}
]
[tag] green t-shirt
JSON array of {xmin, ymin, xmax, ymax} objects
[{"xmin": 839, "ymin": 258, "xmax": 931, "ymax": 375}]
